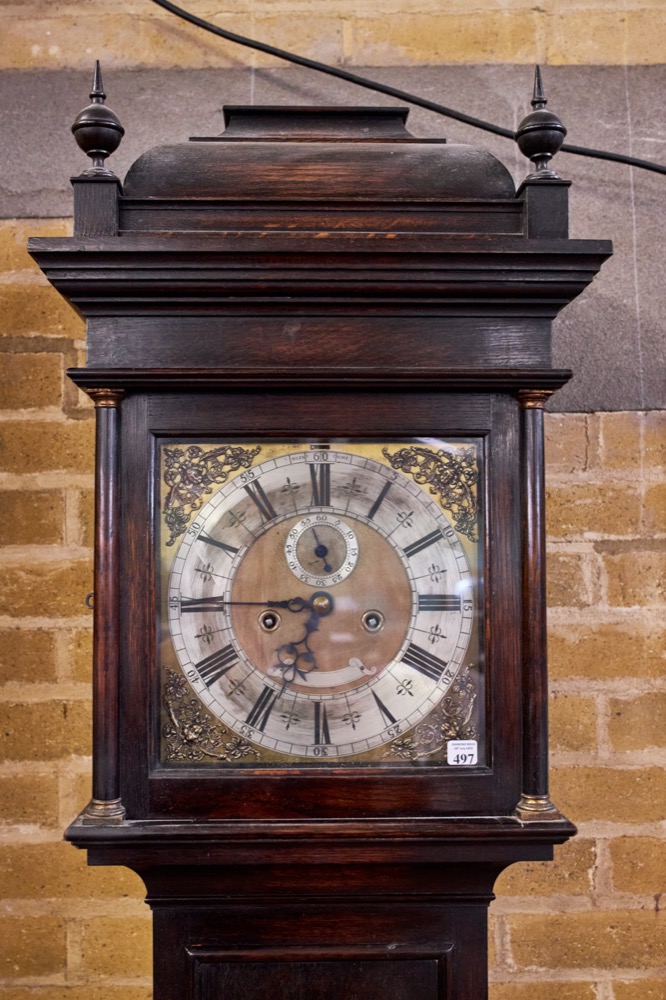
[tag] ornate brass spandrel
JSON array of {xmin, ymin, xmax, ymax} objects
[
  {"xmin": 163, "ymin": 669, "xmax": 262, "ymax": 764},
  {"xmin": 382, "ymin": 665, "xmax": 479, "ymax": 762},
  {"xmin": 382, "ymin": 444, "xmax": 479, "ymax": 542},
  {"xmin": 163, "ymin": 444, "xmax": 262, "ymax": 546}
]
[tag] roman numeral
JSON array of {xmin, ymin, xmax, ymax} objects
[
  {"xmin": 244, "ymin": 480, "xmax": 277, "ymax": 523},
  {"xmin": 418, "ymin": 594, "xmax": 461, "ymax": 612},
  {"xmin": 367, "ymin": 481, "xmax": 392, "ymax": 520},
  {"xmin": 403, "ymin": 529, "xmax": 442, "ymax": 559},
  {"xmin": 246, "ymin": 685, "xmax": 279, "ymax": 731},
  {"xmin": 180, "ymin": 596, "xmax": 227, "ymax": 613},
  {"xmin": 197, "ymin": 532, "xmax": 238, "ymax": 555},
  {"xmin": 309, "ymin": 463, "xmax": 331, "ymax": 506},
  {"xmin": 314, "ymin": 702, "xmax": 331, "ymax": 744},
  {"xmin": 402, "ymin": 642, "xmax": 448, "ymax": 681},
  {"xmin": 195, "ymin": 644, "xmax": 238, "ymax": 686},
  {"xmin": 372, "ymin": 690, "xmax": 397, "ymax": 727}
]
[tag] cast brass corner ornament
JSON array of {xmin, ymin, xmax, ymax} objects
[
  {"xmin": 382, "ymin": 665, "xmax": 479, "ymax": 761},
  {"xmin": 163, "ymin": 444, "xmax": 262, "ymax": 546},
  {"xmin": 163, "ymin": 669, "xmax": 261, "ymax": 763},
  {"xmin": 382, "ymin": 444, "xmax": 479, "ymax": 542}
]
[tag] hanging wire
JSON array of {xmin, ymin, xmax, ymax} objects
[{"xmin": 148, "ymin": 0, "xmax": 665, "ymax": 177}]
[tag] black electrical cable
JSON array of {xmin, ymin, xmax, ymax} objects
[{"xmin": 148, "ymin": 0, "xmax": 666, "ymax": 177}]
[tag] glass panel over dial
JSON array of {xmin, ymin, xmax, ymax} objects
[{"xmin": 158, "ymin": 440, "xmax": 484, "ymax": 767}]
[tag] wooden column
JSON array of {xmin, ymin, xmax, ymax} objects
[
  {"xmin": 81, "ymin": 388, "xmax": 125, "ymax": 824},
  {"xmin": 516, "ymin": 389, "xmax": 562, "ymax": 820}
]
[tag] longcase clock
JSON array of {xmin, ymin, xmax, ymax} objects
[{"xmin": 29, "ymin": 70, "xmax": 612, "ymax": 999}]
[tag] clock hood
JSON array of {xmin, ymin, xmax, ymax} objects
[{"xmin": 122, "ymin": 105, "xmax": 516, "ymax": 203}]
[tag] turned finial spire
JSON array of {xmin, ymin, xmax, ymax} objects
[
  {"xmin": 71, "ymin": 61, "xmax": 125, "ymax": 177},
  {"xmin": 515, "ymin": 66, "xmax": 567, "ymax": 180}
]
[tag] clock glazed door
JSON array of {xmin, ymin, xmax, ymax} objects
[
  {"xmin": 159, "ymin": 438, "xmax": 483, "ymax": 770},
  {"xmin": 116, "ymin": 387, "xmax": 522, "ymax": 821}
]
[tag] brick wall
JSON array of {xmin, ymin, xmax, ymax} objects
[
  {"xmin": 2, "ymin": 0, "xmax": 666, "ymax": 68},
  {"xmin": 1, "ymin": 0, "xmax": 665, "ymax": 994},
  {"xmin": 1, "ymin": 216, "xmax": 664, "ymax": 997}
]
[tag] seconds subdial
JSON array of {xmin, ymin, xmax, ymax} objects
[{"xmin": 285, "ymin": 514, "xmax": 359, "ymax": 587}]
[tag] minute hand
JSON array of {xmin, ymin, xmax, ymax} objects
[{"xmin": 179, "ymin": 596, "xmax": 309, "ymax": 613}]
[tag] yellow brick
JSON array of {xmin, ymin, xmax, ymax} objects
[
  {"xmin": 0, "ymin": 700, "xmax": 90, "ymax": 761},
  {"xmin": 644, "ymin": 412, "xmax": 666, "ymax": 469},
  {"xmin": 0, "ymin": 990, "xmax": 152, "ymax": 1000},
  {"xmin": 0, "ymin": 352, "xmax": 63, "ymax": 409},
  {"xmin": 0, "ymin": 418, "xmax": 94, "ymax": 474},
  {"xmin": 595, "ymin": 412, "xmax": 643, "ymax": 472},
  {"xmin": 63, "ymin": 627, "xmax": 93, "ymax": 683},
  {"xmin": 0, "ymin": 917, "xmax": 66, "ymax": 977},
  {"xmin": 603, "ymin": 546, "xmax": 666, "ymax": 606},
  {"xmin": 547, "ymin": 551, "xmax": 595, "ymax": 608},
  {"xmin": 614, "ymin": 980, "xmax": 666, "ymax": 1000},
  {"xmin": 0, "ymin": 489, "xmax": 65, "ymax": 546},
  {"xmin": 0, "ymin": 842, "xmax": 144, "ymax": 900},
  {"xmin": 547, "ymin": 11, "xmax": 628, "ymax": 65},
  {"xmin": 509, "ymin": 910, "xmax": 665, "ymax": 969},
  {"xmin": 244, "ymin": 14, "xmax": 344, "ymax": 68},
  {"xmin": 551, "ymin": 766, "xmax": 666, "ymax": 823},
  {"xmin": 80, "ymin": 915, "xmax": 152, "ymax": 977},
  {"xmin": 550, "ymin": 693, "xmax": 597, "ymax": 752},
  {"xmin": 547, "ymin": 484, "xmax": 640, "ymax": 538},
  {"xmin": 348, "ymin": 11, "xmax": 540, "ymax": 65},
  {"xmin": 0, "ymin": 218, "xmax": 72, "ymax": 271},
  {"xmin": 644, "ymin": 484, "xmax": 666, "ymax": 535},
  {"xmin": 610, "ymin": 837, "xmax": 666, "ymax": 895},
  {"xmin": 77, "ymin": 487, "xmax": 95, "ymax": 548},
  {"xmin": 626, "ymin": 10, "xmax": 666, "ymax": 63},
  {"xmin": 545, "ymin": 413, "xmax": 589, "ymax": 474},
  {"xmin": 495, "ymin": 838, "xmax": 595, "ymax": 897},
  {"xmin": 0, "ymin": 12, "xmax": 267, "ymax": 70},
  {"xmin": 0, "ymin": 285, "xmax": 83, "ymax": 339},
  {"xmin": 0, "ymin": 772, "xmax": 59, "ymax": 825},
  {"xmin": 0, "ymin": 627, "xmax": 57, "ymax": 684},
  {"xmin": 0, "ymin": 560, "xmax": 92, "ymax": 617},
  {"xmin": 489, "ymin": 984, "xmax": 597, "ymax": 1000},
  {"xmin": 548, "ymin": 623, "xmax": 665, "ymax": 680},
  {"xmin": 609, "ymin": 691, "xmax": 666, "ymax": 750}
]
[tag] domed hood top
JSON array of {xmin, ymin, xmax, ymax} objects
[{"xmin": 122, "ymin": 106, "xmax": 516, "ymax": 203}]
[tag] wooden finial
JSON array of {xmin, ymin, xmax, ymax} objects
[
  {"xmin": 515, "ymin": 66, "xmax": 567, "ymax": 180},
  {"xmin": 71, "ymin": 61, "xmax": 125, "ymax": 177},
  {"xmin": 532, "ymin": 64, "xmax": 546, "ymax": 108}
]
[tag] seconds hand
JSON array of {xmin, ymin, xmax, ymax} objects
[{"xmin": 310, "ymin": 527, "xmax": 333, "ymax": 573}]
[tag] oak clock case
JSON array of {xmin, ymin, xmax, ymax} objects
[
  {"xmin": 158, "ymin": 439, "xmax": 483, "ymax": 769},
  {"xmin": 28, "ymin": 93, "xmax": 613, "ymax": 1000}
]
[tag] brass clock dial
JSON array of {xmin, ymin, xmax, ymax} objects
[{"xmin": 160, "ymin": 441, "xmax": 482, "ymax": 765}]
